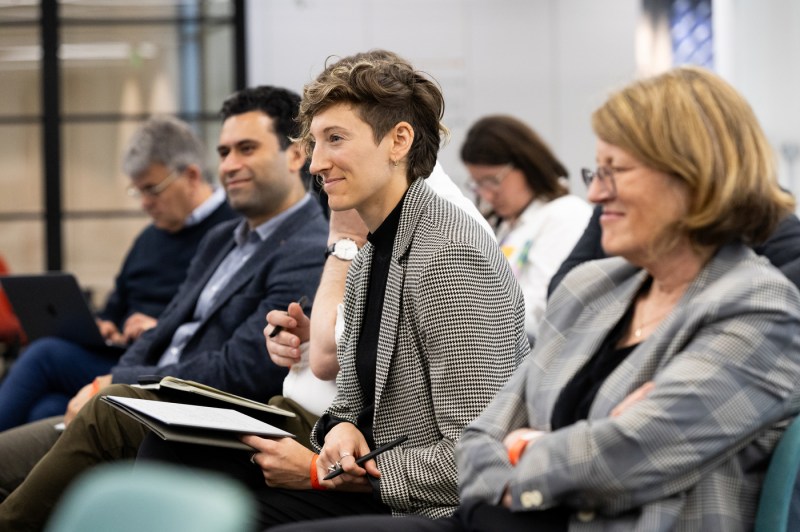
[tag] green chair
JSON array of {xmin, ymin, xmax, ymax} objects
[
  {"xmin": 45, "ymin": 462, "xmax": 256, "ymax": 532},
  {"xmin": 754, "ymin": 415, "xmax": 800, "ymax": 532}
]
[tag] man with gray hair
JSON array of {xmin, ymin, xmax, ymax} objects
[{"xmin": 0, "ymin": 116, "xmax": 237, "ymax": 433}]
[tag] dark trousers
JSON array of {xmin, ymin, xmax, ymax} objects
[
  {"xmin": 138, "ymin": 420, "xmax": 391, "ymax": 529},
  {"xmin": 0, "ymin": 337, "xmax": 117, "ymax": 430},
  {"xmin": 272, "ymin": 500, "xmax": 570, "ymax": 532}
]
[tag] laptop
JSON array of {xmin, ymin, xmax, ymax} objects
[{"xmin": 0, "ymin": 272, "xmax": 127, "ymax": 354}]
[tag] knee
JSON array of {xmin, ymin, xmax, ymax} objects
[{"xmin": 17, "ymin": 337, "xmax": 77, "ymax": 364}]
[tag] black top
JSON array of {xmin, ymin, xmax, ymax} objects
[
  {"xmin": 354, "ymin": 196, "xmax": 405, "ymax": 450},
  {"xmin": 317, "ymin": 195, "xmax": 406, "ymax": 451},
  {"xmin": 550, "ymin": 288, "xmax": 640, "ymax": 430}
]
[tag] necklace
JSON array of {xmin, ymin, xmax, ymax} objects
[{"xmin": 633, "ymin": 307, "xmax": 673, "ymax": 338}]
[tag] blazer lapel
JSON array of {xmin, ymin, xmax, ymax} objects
[
  {"xmin": 530, "ymin": 265, "xmax": 649, "ymax": 428},
  {"xmin": 372, "ymin": 178, "xmax": 428, "ymax": 414}
]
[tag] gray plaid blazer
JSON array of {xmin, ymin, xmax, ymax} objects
[
  {"xmin": 311, "ymin": 177, "xmax": 529, "ymax": 518},
  {"xmin": 458, "ymin": 243, "xmax": 800, "ymax": 531}
]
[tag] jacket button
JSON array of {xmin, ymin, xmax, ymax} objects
[
  {"xmin": 577, "ymin": 510, "xmax": 595, "ymax": 522},
  {"xmin": 520, "ymin": 490, "xmax": 543, "ymax": 508}
]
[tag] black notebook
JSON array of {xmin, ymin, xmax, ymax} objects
[{"xmin": 101, "ymin": 395, "xmax": 294, "ymax": 451}]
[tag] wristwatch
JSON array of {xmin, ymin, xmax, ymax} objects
[{"xmin": 325, "ymin": 238, "xmax": 359, "ymax": 261}]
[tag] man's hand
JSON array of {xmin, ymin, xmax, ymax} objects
[
  {"xmin": 264, "ymin": 302, "xmax": 310, "ymax": 368},
  {"xmin": 240, "ymin": 436, "xmax": 316, "ymax": 489},
  {"xmin": 96, "ymin": 319, "xmax": 123, "ymax": 344},
  {"xmin": 317, "ymin": 422, "xmax": 375, "ymax": 492},
  {"xmin": 121, "ymin": 312, "xmax": 157, "ymax": 342},
  {"xmin": 64, "ymin": 374, "xmax": 112, "ymax": 426}
]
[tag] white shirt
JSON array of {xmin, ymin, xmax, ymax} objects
[{"xmin": 495, "ymin": 195, "xmax": 592, "ymax": 337}]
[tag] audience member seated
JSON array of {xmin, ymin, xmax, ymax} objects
[
  {"xmin": 0, "ymin": 117, "xmax": 237, "ymax": 432},
  {"xmin": 136, "ymin": 49, "xmax": 528, "ymax": 530},
  {"xmin": 274, "ymin": 66, "xmax": 800, "ymax": 532},
  {"xmin": 461, "ymin": 115, "xmax": 591, "ymax": 338},
  {"xmin": 0, "ymin": 85, "xmax": 328, "ymax": 531}
]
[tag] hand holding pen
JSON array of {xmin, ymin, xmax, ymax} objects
[
  {"xmin": 264, "ymin": 295, "xmax": 309, "ymax": 368},
  {"xmin": 324, "ymin": 435, "xmax": 409, "ymax": 480}
]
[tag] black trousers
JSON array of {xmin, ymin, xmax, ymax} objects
[
  {"xmin": 137, "ymin": 435, "xmax": 391, "ymax": 529},
  {"xmin": 271, "ymin": 501, "xmax": 570, "ymax": 532}
]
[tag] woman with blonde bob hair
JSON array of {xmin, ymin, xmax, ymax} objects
[{"xmin": 282, "ymin": 66, "xmax": 800, "ymax": 532}]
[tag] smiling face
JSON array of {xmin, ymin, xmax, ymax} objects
[
  {"xmin": 308, "ymin": 103, "xmax": 411, "ymax": 231},
  {"xmin": 587, "ymin": 139, "xmax": 691, "ymax": 267},
  {"xmin": 217, "ymin": 110, "xmax": 305, "ymax": 227}
]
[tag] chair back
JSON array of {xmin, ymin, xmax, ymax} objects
[
  {"xmin": 45, "ymin": 462, "xmax": 256, "ymax": 532},
  {"xmin": 754, "ymin": 415, "xmax": 800, "ymax": 532}
]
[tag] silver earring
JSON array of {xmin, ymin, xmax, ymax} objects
[{"xmin": 314, "ymin": 174, "xmax": 324, "ymax": 187}]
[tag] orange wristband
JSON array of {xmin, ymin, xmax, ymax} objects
[
  {"xmin": 508, "ymin": 432, "xmax": 542, "ymax": 466},
  {"xmin": 508, "ymin": 437, "xmax": 529, "ymax": 466},
  {"xmin": 310, "ymin": 454, "xmax": 326, "ymax": 490},
  {"xmin": 89, "ymin": 377, "xmax": 101, "ymax": 397}
]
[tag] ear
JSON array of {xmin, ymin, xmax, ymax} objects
[
  {"xmin": 285, "ymin": 142, "xmax": 307, "ymax": 173},
  {"xmin": 183, "ymin": 164, "xmax": 205, "ymax": 185},
  {"xmin": 388, "ymin": 121, "xmax": 414, "ymax": 163}
]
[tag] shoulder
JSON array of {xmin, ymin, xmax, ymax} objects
[
  {"xmin": 406, "ymin": 182, "xmax": 500, "ymax": 263},
  {"xmin": 424, "ymin": 162, "xmax": 494, "ymax": 236}
]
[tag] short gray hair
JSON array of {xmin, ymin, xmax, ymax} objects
[{"xmin": 122, "ymin": 116, "xmax": 208, "ymax": 182}]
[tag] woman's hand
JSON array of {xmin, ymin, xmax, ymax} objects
[
  {"xmin": 264, "ymin": 302, "xmax": 310, "ymax": 368},
  {"xmin": 611, "ymin": 381, "xmax": 655, "ymax": 417},
  {"xmin": 317, "ymin": 422, "xmax": 375, "ymax": 492},
  {"xmin": 240, "ymin": 435, "xmax": 316, "ymax": 489}
]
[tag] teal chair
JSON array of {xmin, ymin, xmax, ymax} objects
[
  {"xmin": 45, "ymin": 462, "xmax": 256, "ymax": 532},
  {"xmin": 754, "ymin": 416, "xmax": 800, "ymax": 532}
]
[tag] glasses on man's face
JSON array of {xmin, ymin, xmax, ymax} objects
[
  {"xmin": 581, "ymin": 166, "xmax": 617, "ymax": 196},
  {"xmin": 126, "ymin": 169, "xmax": 182, "ymax": 199},
  {"xmin": 468, "ymin": 164, "xmax": 514, "ymax": 194}
]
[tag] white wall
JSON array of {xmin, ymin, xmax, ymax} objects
[
  {"xmin": 715, "ymin": 0, "xmax": 800, "ymax": 195},
  {"xmin": 245, "ymin": 0, "xmax": 639, "ymax": 194}
]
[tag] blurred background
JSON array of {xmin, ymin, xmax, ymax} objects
[{"xmin": 1, "ymin": 0, "xmax": 797, "ymax": 306}]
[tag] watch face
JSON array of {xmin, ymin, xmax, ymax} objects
[{"xmin": 335, "ymin": 239, "xmax": 359, "ymax": 260}]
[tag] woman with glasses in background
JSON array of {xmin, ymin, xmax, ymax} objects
[
  {"xmin": 461, "ymin": 116, "xmax": 591, "ymax": 340},
  {"xmin": 279, "ymin": 65, "xmax": 800, "ymax": 532}
]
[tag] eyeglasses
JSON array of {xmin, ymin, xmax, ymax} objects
[
  {"xmin": 126, "ymin": 169, "xmax": 182, "ymax": 199},
  {"xmin": 581, "ymin": 166, "xmax": 617, "ymax": 196},
  {"xmin": 468, "ymin": 164, "xmax": 514, "ymax": 194}
]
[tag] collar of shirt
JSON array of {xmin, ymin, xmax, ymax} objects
[
  {"xmin": 232, "ymin": 193, "xmax": 313, "ymax": 248},
  {"xmin": 184, "ymin": 187, "xmax": 227, "ymax": 228}
]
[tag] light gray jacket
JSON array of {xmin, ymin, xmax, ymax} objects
[{"xmin": 459, "ymin": 244, "xmax": 800, "ymax": 531}]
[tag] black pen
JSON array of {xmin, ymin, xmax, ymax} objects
[
  {"xmin": 268, "ymin": 295, "xmax": 309, "ymax": 338},
  {"xmin": 323, "ymin": 435, "xmax": 409, "ymax": 480}
]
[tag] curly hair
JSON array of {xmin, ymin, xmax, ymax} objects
[{"xmin": 297, "ymin": 49, "xmax": 448, "ymax": 182}]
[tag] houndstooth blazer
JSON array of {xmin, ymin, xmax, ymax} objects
[
  {"xmin": 311, "ymin": 177, "xmax": 530, "ymax": 518},
  {"xmin": 458, "ymin": 243, "xmax": 800, "ymax": 531}
]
